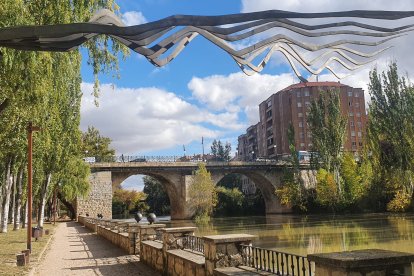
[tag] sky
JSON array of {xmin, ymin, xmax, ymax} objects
[{"xmin": 79, "ymin": 0, "xmax": 414, "ymax": 190}]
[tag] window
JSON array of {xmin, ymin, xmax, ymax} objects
[
  {"xmin": 266, "ymin": 100, "xmax": 272, "ymax": 108},
  {"xmin": 357, "ymin": 122, "xmax": 362, "ymax": 128},
  {"xmin": 297, "ymin": 102, "xmax": 302, "ymax": 107},
  {"xmin": 299, "ymin": 132, "xmax": 304, "ymax": 138},
  {"xmin": 306, "ymin": 112, "xmax": 309, "ymax": 116},
  {"xmin": 305, "ymin": 101, "xmax": 311, "ymax": 107},
  {"xmin": 297, "ymin": 91, "xmax": 302, "ymax": 97},
  {"xmin": 299, "ymin": 122, "xmax": 303, "ymax": 128},
  {"xmin": 359, "ymin": 142, "xmax": 363, "ymax": 147},
  {"xmin": 307, "ymin": 132, "xmax": 312, "ymax": 138},
  {"xmin": 350, "ymin": 121, "xmax": 355, "ymax": 127},
  {"xmin": 354, "ymin": 92, "xmax": 359, "ymax": 97},
  {"xmin": 351, "ymin": 131, "xmax": 356, "ymax": 136},
  {"xmin": 304, "ymin": 90, "xmax": 310, "ymax": 96},
  {"xmin": 358, "ymin": 131, "xmax": 362, "ymax": 137},
  {"xmin": 298, "ymin": 113, "xmax": 303, "ymax": 117},
  {"xmin": 348, "ymin": 91, "xmax": 353, "ymax": 97},
  {"xmin": 352, "ymin": 141, "xmax": 357, "ymax": 146},
  {"xmin": 300, "ymin": 143, "xmax": 305, "ymax": 147},
  {"xmin": 356, "ymin": 112, "xmax": 361, "ymax": 117},
  {"xmin": 355, "ymin": 102, "xmax": 360, "ymax": 108},
  {"xmin": 349, "ymin": 112, "xmax": 354, "ymax": 117},
  {"xmin": 267, "ymin": 110, "xmax": 272, "ymax": 118}
]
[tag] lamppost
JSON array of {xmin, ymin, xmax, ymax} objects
[
  {"xmin": 273, "ymin": 145, "xmax": 277, "ymax": 162},
  {"xmin": 251, "ymin": 150, "xmax": 255, "ymax": 161},
  {"xmin": 27, "ymin": 122, "xmax": 40, "ymax": 253}
]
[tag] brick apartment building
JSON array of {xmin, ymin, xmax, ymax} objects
[{"xmin": 237, "ymin": 82, "xmax": 368, "ymax": 161}]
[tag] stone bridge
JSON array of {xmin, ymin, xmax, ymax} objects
[{"xmin": 76, "ymin": 161, "xmax": 313, "ymax": 220}]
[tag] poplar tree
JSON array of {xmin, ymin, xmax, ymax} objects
[
  {"xmin": 188, "ymin": 163, "xmax": 217, "ymax": 222},
  {"xmin": 307, "ymin": 89, "xmax": 347, "ymax": 196},
  {"xmin": 0, "ymin": 0, "xmax": 127, "ymax": 231},
  {"xmin": 368, "ymin": 62, "xmax": 414, "ymax": 211}
]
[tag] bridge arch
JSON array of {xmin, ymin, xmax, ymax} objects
[
  {"xmin": 212, "ymin": 170, "xmax": 291, "ymax": 215},
  {"xmin": 112, "ymin": 171, "xmax": 192, "ymax": 219}
]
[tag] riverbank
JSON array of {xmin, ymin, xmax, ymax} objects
[
  {"xmin": 0, "ymin": 223, "xmax": 56, "ymax": 276},
  {"xmin": 33, "ymin": 221, "xmax": 158, "ymax": 276}
]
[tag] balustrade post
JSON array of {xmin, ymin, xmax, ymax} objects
[
  {"xmin": 203, "ymin": 234, "xmax": 256, "ymax": 276},
  {"xmin": 160, "ymin": 227, "xmax": 197, "ymax": 275},
  {"xmin": 308, "ymin": 249, "xmax": 414, "ymax": 276},
  {"xmin": 133, "ymin": 223, "xmax": 166, "ymax": 255}
]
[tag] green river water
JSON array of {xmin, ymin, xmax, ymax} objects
[{"xmin": 147, "ymin": 213, "xmax": 414, "ymax": 256}]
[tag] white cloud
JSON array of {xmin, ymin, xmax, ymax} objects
[
  {"xmin": 80, "ymin": 83, "xmax": 245, "ymax": 154},
  {"xmin": 122, "ymin": 11, "xmax": 147, "ymax": 26},
  {"xmin": 239, "ymin": 1, "xmax": 414, "ymax": 99},
  {"xmin": 188, "ymin": 72, "xmax": 296, "ymax": 124},
  {"xmin": 241, "ymin": 0, "xmax": 413, "ymax": 13}
]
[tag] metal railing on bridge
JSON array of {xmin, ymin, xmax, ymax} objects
[{"xmin": 83, "ymin": 155, "xmax": 282, "ymax": 164}]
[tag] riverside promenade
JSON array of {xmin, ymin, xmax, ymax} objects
[{"xmin": 33, "ymin": 221, "xmax": 159, "ymax": 276}]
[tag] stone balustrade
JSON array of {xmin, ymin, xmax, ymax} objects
[
  {"xmin": 308, "ymin": 249, "xmax": 414, "ymax": 276},
  {"xmin": 203, "ymin": 234, "xmax": 256, "ymax": 276},
  {"xmin": 78, "ymin": 216, "xmax": 414, "ymax": 276}
]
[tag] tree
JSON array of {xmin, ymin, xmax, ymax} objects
[
  {"xmin": 81, "ymin": 126, "xmax": 116, "ymax": 161},
  {"xmin": 275, "ymin": 124, "xmax": 310, "ymax": 211},
  {"xmin": 367, "ymin": 62, "xmax": 414, "ymax": 211},
  {"xmin": 0, "ymin": 0, "xmax": 127, "ymax": 231},
  {"xmin": 113, "ymin": 189, "xmax": 147, "ymax": 216},
  {"xmin": 142, "ymin": 176, "xmax": 170, "ymax": 215},
  {"xmin": 307, "ymin": 89, "xmax": 347, "ymax": 195},
  {"xmin": 211, "ymin": 139, "xmax": 232, "ymax": 161},
  {"xmin": 188, "ymin": 163, "xmax": 217, "ymax": 222}
]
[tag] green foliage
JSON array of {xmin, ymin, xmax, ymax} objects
[
  {"xmin": 214, "ymin": 187, "xmax": 244, "ymax": 216},
  {"xmin": 214, "ymin": 174, "xmax": 265, "ymax": 216},
  {"xmin": 59, "ymin": 158, "xmax": 90, "ymax": 201},
  {"xmin": 276, "ymin": 123, "xmax": 310, "ymax": 212},
  {"xmin": 81, "ymin": 126, "xmax": 116, "ymax": 161},
  {"xmin": 0, "ymin": 1, "xmax": 127, "ymax": 221},
  {"xmin": 316, "ymin": 169, "xmax": 339, "ymax": 209},
  {"xmin": 142, "ymin": 176, "xmax": 170, "ymax": 215},
  {"xmin": 367, "ymin": 62, "xmax": 414, "ymax": 210},
  {"xmin": 386, "ymin": 190, "xmax": 412, "ymax": 212},
  {"xmin": 188, "ymin": 163, "xmax": 217, "ymax": 220},
  {"xmin": 112, "ymin": 189, "xmax": 147, "ymax": 215},
  {"xmin": 308, "ymin": 89, "xmax": 347, "ymax": 183},
  {"xmin": 341, "ymin": 153, "xmax": 364, "ymax": 204},
  {"xmin": 211, "ymin": 139, "xmax": 232, "ymax": 161}
]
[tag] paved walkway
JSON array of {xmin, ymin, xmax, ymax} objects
[{"xmin": 34, "ymin": 221, "xmax": 159, "ymax": 276}]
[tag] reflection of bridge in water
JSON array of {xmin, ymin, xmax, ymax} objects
[{"xmin": 80, "ymin": 156, "xmax": 311, "ymax": 220}]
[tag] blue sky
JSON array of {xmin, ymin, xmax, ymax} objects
[{"xmin": 79, "ymin": 0, "xmax": 414, "ymax": 190}]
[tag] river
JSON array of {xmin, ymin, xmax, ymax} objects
[{"xmin": 121, "ymin": 213, "xmax": 414, "ymax": 256}]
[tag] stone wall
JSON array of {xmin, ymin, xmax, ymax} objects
[
  {"xmin": 96, "ymin": 225, "xmax": 130, "ymax": 253},
  {"xmin": 76, "ymin": 171, "xmax": 112, "ymax": 219},
  {"xmin": 141, "ymin": 241, "xmax": 164, "ymax": 271},
  {"xmin": 167, "ymin": 250, "xmax": 205, "ymax": 276}
]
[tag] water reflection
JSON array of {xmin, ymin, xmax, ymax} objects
[{"xmin": 163, "ymin": 213, "xmax": 414, "ymax": 255}]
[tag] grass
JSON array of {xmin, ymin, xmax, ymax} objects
[{"xmin": 0, "ymin": 223, "xmax": 57, "ymax": 276}]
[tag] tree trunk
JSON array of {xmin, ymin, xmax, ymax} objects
[
  {"xmin": 10, "ymin": 173, "xmax": 16, "ymax": 225},
  {"xmin": 1, "ymin": 158, "xmax": 13, "ymax": 233},
  {"xmin": 22, "ymin": 201, "xmax": 28, "ymax": 229},
  {"xmin": 38, "ymin": 173, "xmax": 51, "ymax": 228},
  {"xmin": 13, "ymin": 168, "xmax": 23, "ymax": 230}
]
